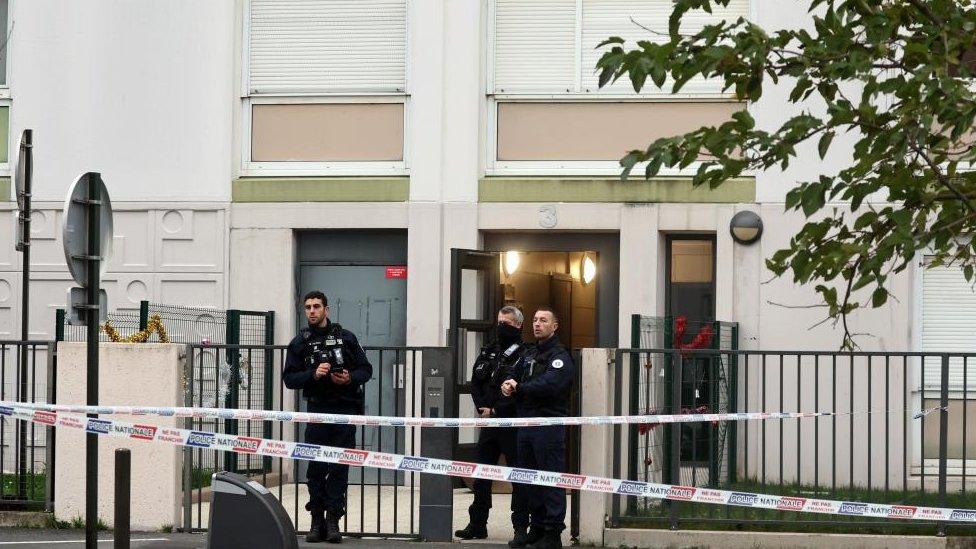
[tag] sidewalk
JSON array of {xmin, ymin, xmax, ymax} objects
[
  {"xmin": 0, "ymin": 529, "xmax": 510, "ymax": 548},
  {"xmin": 190, "ymin": 485, "xmax": 545, "ymax": 543}
]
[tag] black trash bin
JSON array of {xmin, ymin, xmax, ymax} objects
[{"xmin": 207, "ymin": 471, "xmax": 297, "ymax": 549}]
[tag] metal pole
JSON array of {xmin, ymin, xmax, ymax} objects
[
  {"xmin": 937, "ymin": 354, "xmax": 950, "ymax": 537},
  {"xmin": 85, "ymin": 175, "xmax": 102, "ymax": 549},
  {"xmin": 16, "ymin": 129, "xmax": 32, "ymax": 500},
  {"xmin": 669, "ymin": 352, "xmax": 683, "ymax": 530},
  {"xmin": 114, "ymin": 449, "xmax": 130, "ymax": 549}
]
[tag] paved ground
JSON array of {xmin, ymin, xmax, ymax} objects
[
  {"xmin": 188, "ymin": 485, "xmax": 567, "ymax": 544},
  {"xmin": 0, "ymin": 529, "xmax": 510, "ymax": 548}
]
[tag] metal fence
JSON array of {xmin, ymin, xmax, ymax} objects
[
  {"xmin": 0, "ymin": 341, "xmax": 55, "ymax": 510},
  {"xmin": 610, "ymin": 348, "xmax": 976, "ymax": 535},
  {"xmin": 181, "ymin": 343, "xmax": 429, "ymax": 538},
  {"xmin": 57, "ymin": 301, "xmax": 273, "ymax": 348}
]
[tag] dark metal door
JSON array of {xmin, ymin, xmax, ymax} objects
[
  {"xmin": 298, "ymin": 265, "xmax": 408, "ymax": 484},
  {"xmin": 448, "ymin": 249, "xmax": 501, "ymax": 460}
]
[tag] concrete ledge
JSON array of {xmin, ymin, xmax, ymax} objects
[
  {"xmin": 604, "ymin": 528, "xmax": 972, "ymax": 549},
  {"xmin": 0, "ymin": 511, "xmax": 50, "ymax": 528}
]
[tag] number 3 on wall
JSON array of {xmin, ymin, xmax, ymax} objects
[{"xmin": 538, "ymin": 205, "xmax": 557, "ymax": 229}]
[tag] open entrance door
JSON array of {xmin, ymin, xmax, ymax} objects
[{"xmin": 448, "ymin": 249, "xmax": 502, "ymax": 460}]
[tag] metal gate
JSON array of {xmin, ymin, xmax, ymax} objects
[{"xmin": 181, "ymin": 343, "xmax": 427, "ymax": 539}]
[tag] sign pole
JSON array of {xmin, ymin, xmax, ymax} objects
[
  {"xmin": 84, "ymin": 174, "xmax": 101, "ymax": 549},
  {"xmin": 15, "ymin": 130, "xmax": 32, "ymax": 500}
]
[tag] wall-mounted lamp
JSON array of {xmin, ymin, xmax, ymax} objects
[
  {"xmin": 730, "ymin": 210, "xmax": 763, "ymax": 245},
  {"xmin": 581, "ymin": 253, "xmax": 597, "ymax": 284},
  {"xmin": 504, "ymin": 250, "xmax": 521, "ymax": 276}
]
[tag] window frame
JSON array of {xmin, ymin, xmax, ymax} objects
[
  {"xmin": 486, "ymin": 96, "xmax": 736, "ymax": 177},
  {"xmin": 485, "ymin": 0, "xmax": 752, "ymax": 177},
  {"xmin": 241, "ymin": 0, "xmax": 410, "ymax": 177}
]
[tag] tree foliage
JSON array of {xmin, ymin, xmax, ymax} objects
[{"xmin": 596, "ymin": 0, "xmax": 976, "ymax": 347}]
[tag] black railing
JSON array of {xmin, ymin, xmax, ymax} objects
[
  {"xmin": 0, "ymin": 340, "xmax": 56, "ymax": 511},
  {"xmin": 181, "ymin": 343, "xmax": 429, "ymax": 538},
  {"xmin": 610, "ymin": 348, "xmax": 976, "ymax": 535}
]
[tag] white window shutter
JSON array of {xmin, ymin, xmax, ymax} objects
[
  {"xmin": 493, "ymin": 0, "xmax": 578, "ymax": 93},
  {"xmin": 922, "ymin": 261, "xmax": 976, "ymax": 391},
  {"xmin": 249, "ymin": 0, "xmax": 407, "ymax": 94},
  {"xmin": 580, "ymin": 0, "xmax": 749, "ymax": 95}
]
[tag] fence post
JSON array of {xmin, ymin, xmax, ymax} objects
[
  {"xmin": 182, "ymin": 345, "xmax": 194, "ymax": 532},
  {"xmin": 669, "ymin": 351, "xmax": 683, "ymax": 530},
  {"xmin": 262, "ymin": 311, "xmax": 275, "ymax": 472},
  {"xmin": 138, "ymin": 301, "xmax": 149, "ymax": 331},
  {"xmin": 224, "ymin": 310, "xmax": 241, "ymax": 473},
  {"xmin": 663, "ymin": 317, "xmax": 674, "ymax": 485},
  {"xmin": 728, "ymin": 324, "xmax": 739, "ymax": 485},
  {"xmin": 610, "ymin": 351, "xmax": 623, "ymax": 527},
  {"xmin": 45, "ymin": 343, "xmax": 58, "ymax": 512},
  {"xmin": 938, "ymin": 354, "xmax": 950, "ymax": 536},
  {"xmin": 55, "ymin": 308, "xmax": 65, "ymax": 342}
]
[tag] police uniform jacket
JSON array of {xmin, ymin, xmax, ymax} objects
[
  {"xmin": 470, "ymin": 339, "xmax": 527, "ymax": 419},
  {"xmin": 512, "ymin": 335, "xmax": 574, "ymax": 417},
  {"xmin": 284, "ymin": 320, "xmax": 373, "ymax": 413}
]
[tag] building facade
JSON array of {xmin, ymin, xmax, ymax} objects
[{"xmin": 0, "ymin": 1, "xmax": 973, "ymax": 463}]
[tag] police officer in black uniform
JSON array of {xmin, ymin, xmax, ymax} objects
[
  {"xmin": 455, "ymin": 306, "xmax": 530, "ymax": 541},
  {"xmin": 501, "ymin": 307, "xmax": 574, "ymax": 549},
  {"xmin": 284, "ymin": 290, "xmax": 373, "ymax": 544}
]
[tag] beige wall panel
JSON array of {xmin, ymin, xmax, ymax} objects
[
  {"xmin": 251, "ymin": 103, "xmax": 404, "ymax": 162},
  {"xmin": 497, "ymin": 101, "xmax": 742, "ymax": 161}
]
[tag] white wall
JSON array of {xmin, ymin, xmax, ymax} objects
[{"xmin": 9, "ymin": 0, "xmax": 235, "ymax": 202}]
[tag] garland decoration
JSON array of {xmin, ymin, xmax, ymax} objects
[{"xmin": 103, "ymin": 314, "xmax": 171, "ymax": 343}]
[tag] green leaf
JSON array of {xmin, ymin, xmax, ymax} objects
[
  {"xmin": 818, "ymin": 131, "xmax": 835, "ymax": 159},
  {"xmin": 871, "ymin": 287, "xmax": 888, "ymax": 308}
]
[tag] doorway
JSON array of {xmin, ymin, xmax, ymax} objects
[
  {"xmin": 297, "ymin": 231, "xmax": 408, "ymax": 484},
  {"xmin": 665, "ymin": 235, "xmax": 717, "ymax": 468},
  {"xmin": 498, "ymin": 251, "xmax": 598, "ymax": 350}
]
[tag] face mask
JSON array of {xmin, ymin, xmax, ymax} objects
[{"xmin": 496, "ymin": 322, "xmax": 521, "ymax": 345}]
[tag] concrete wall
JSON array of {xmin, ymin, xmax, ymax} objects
[{"xmin": 54, "ymin": 342, "xmax": 184, "ymax": 531}]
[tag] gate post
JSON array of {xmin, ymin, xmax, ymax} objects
[{"xmin": 419, "ymin": 348, "xmax": 454, "ymax": 542}]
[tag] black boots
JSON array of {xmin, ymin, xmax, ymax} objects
[
  {"xmin": 510, "ymin": 526, "xmax": 543, "ymax": 548},
  {"xmin": 324, "ymin": 511, "xmax": 342, "ymax": 543},
  {"xmin": 306, "ymin": 508, "xmax": 325, "ymax": 543},
  {"xmin": 526, "ymin": 529, "xmax": 562, "ymax": 549},
  {"xmin": 455, "ymin": 523, "xmax": 489, "ymax": 540},
  {"xmin": 307, "ymin": 508, "xmax": 342, "ymax": 543}
]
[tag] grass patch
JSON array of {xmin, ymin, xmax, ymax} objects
[
  {"xmin": 191, "ymin": 468, "xmax": 215, "ymax": 490},
  {"xmin": 616, "ymin": 478, "xmax": 976, "ymax": 535},
  {"xmin": 45, "ymin": 515, "xmax": 108, "ymax": 531},
  {"xmin": 0, "ymin": 472, "xmax": 47, "ymax": 502}
]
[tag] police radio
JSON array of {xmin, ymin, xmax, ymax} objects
[{"xmin": 306, "ymin": 341, "xmax": 347, "ymax": 375}]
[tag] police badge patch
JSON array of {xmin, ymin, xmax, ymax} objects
[{"xmin": 552, "ymin": 359, "xmax": 564, "ymax": 369}]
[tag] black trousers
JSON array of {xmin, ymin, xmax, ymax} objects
[
  {"xmin": 304, "ymin": 420, "xmax": 357, "ymax": 516},
  {"xmin": 468, "ymin": 426, "xmax": 529, "ymax": 528},
  {"xmin": 515, "ymin": 425, "xmax": 566, "ymax": 532}
]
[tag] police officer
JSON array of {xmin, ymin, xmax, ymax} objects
[
  {"xmin": 284, "ymin": 290, "xmax": 373, "ymax": 544},
  {"xmin": 455, "ymin": 306, "xmax": 530, "ymax": 541},
  {"xmin": 501, "ymin": 307, "xmax": 574, "ymax": 549}
]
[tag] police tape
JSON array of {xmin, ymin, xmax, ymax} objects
[
  {"xmin": 1, "ymin": 405, "xmax": 972, "ymax": 523},
  {"xmin": 0, "ymin": 401, "xmax": 931, "ymax": 429}
]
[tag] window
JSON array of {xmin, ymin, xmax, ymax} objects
[
  {"xmin": 487, "ymin": 0, "xmax": 748, "ymax": 175},
  {"xmin": 242, "ymin": 1, "xmax": 408, "ymax": 176},
  {"xmin": 247, "ymin": 0, "xmax": 406, "ymax": 95},
  {"xmin": 491, "ymin": 0, "xmax": 750, "ymax": 96},
  {"xmin": 921, "ymin": 259, "xmax": 976, "ymax": 392}
]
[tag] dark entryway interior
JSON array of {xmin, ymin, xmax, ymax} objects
[
  {"xmin": 484, "ymin": 232, "xmax": 619, "ymax": 348},
  {"xmin": 499, "ymin": 251, "xmax": 597, "ymax": 350}
]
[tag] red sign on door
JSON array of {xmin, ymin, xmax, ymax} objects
[{"xmin": 386, "ymin": 266, "xmax": 408, "ymax": 279}]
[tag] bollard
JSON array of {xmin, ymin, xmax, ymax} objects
[{"xmin": 114, "ymin": 449, "xmax": 131, "ymax": 549}]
